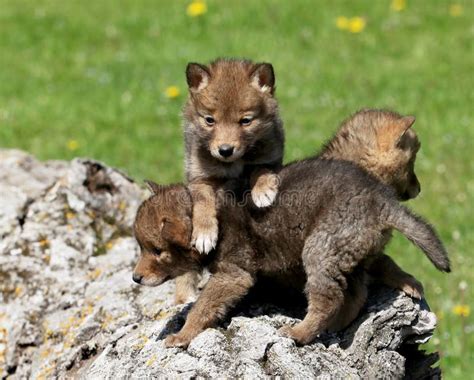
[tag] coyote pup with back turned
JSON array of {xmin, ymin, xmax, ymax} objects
[{"xmin": 183, "ymin": 58, "xmax": 284, "ymax": 254}]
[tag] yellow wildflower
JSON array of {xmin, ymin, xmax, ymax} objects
[
  {"xmin": 348, "ymin": 17, "xmax": 366, "ymax": 33},
  {"xmin": 65, "ymin": 211, "xmax": 75, "ymax": 220},
  {"xmin": 336, "ymin": 16, "xmax": 349, "ymax": 30},
  {"xmin": 105, "ymin": 241, "xmax": 114, "ymax": 250},
  {"xmin": 187, "ymin": 1, "xmax": 207, "ymax": 17},
  {"xmin": 164, "ymin": 86, "xmax": 181, "ymax": 99},
  {"xmin": 66, "ymin": 139, "xmax": 79, "ymax": 151},
  {"xmin": 452, "ymin": 304, "xmax": 470, "ymax": 317},
  {"xmin": 449, "ymin": 4, "xmax": 463, "ymax": 17},
  {"xmin": 391, "ymin": 0, "xmax": 406, "ymax": 12}
]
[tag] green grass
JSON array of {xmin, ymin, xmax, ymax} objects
[{"xmin": 0, "ymin": 0, "xmax": 472, "ymax": 377}]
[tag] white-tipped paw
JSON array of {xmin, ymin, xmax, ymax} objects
[
  {"xmin": 251, "ymin": 173, "xmax": 279, "ymax": 208},
  {"xmin": 252, "ymin": 187, "xmax": 277, "ymax": 208},
  {"xmin": 192, "ymin": 222, "xmax": 218, "ymax": 254}
]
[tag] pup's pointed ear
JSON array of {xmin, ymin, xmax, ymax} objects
[
  {"xmin": 186, "ymin": 63, "xmax": 211, "ymax": 91},
  {"xmin": 401, "ymin": 115, "xmax": 416, "ymax": 129},
  {"xmin": 378, "ymin": 116, "xmax": 416, "ymax": 150},
  {"xmin": 161, "ymin": 217, "xmax": 192, "ymax": 248},
  {"xmin": 144, "ymin": 180, "xmax": 162, "ymax": 194},
  {"xmin": 394, "ymin": 115, "xmax": 416, "ymax": 145},
  {"xmin": 250, "ymin": 63, "xmax": 275, "ymax": 94}
]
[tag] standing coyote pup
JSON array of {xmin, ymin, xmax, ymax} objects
[
  {"xmin": 318, "ymin": 109, "xmax": 425, "ymax": 329},
  {"xmin": 183, "ymin": 58, "xmax": 284, "ymax": 254}
]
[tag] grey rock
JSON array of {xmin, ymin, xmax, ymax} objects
[{"xmin": 0, "ymin": 149, "xmax": 441, "ymax": 379}]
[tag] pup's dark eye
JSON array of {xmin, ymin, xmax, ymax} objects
[
  {"xmin": 152, "ymin": 248, "xmax": 162, "ymax": 256},
  {"xmin": 204, "ymin": 116, "xmax": 215, "ymax": 126},
  {"xmin": 239, "ymin": 117, "xmax": 253, "ymax": 126}
]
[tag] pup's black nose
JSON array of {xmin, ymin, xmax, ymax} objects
[
  {"xmin": 218, "ymin": 144, "xmax": 234, "ymax": 158},
  {"xmin": 132, "ymin": 273, "xmax": 143, "ymax": 284}
]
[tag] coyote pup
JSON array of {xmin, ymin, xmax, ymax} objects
[
  {"xmin": 183, "ymin": 58, "xmax": 284, "ymax": 253},
  {"xmin": 318, "ymin": 109, "xmax": 425, "ymax": 328}
]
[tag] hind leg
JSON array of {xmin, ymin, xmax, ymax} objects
[
  {"xmin": 279, "ymin": 234, "xmax": 347, "ymax": 344},
  {"xmin": 327, "ymin": 267, "xmax": 369, "ymax": 331},
  {"xmin": 279, "ymin": 279, "xmax": 345, "ymax": 344},
  {"xmin": 366, "ymin": 254, "xmax": 424, "ymax": 299}
]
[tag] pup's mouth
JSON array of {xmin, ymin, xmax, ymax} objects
[{"xmin": 140, "ymin": 275, "xmax": 170, "ymax": 287}]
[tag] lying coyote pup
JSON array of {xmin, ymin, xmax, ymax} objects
[{"xmin": 133, "ymin": 158, "xmax": 449, "ymax": 348}]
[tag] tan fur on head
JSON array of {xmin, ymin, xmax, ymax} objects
[
  {"xmin": 132, "ymin": 183, "xmax": 200, "ymax": 287},
  {"xmin": 321, "ymin": 109, "xmax": 421, "ymax": 201},
  {"xmin": 377, "ymin": 115, "xmax": 415, "ymax": 151},
  {"xmin": 184, "ymin": 59, "xmax": 279, "ymax": 163}
]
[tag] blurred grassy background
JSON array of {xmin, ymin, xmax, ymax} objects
[{"xmin": 0, "ymin": 0, "xmax": 472, "ymax": 377}]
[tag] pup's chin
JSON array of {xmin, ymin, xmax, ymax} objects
[{"xmin": 141, "ymin": 275, "xmax": 170, "ymax": 287}]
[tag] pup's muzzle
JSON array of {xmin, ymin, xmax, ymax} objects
[
  {"xmin": 132, "ymin": 273, "xmax": 143, "ymax": 284},
  {"xmin": 218, "ymin": 144, "xmax": 234, "ymax": 158}
]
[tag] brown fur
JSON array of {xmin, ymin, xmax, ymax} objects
[
  {"xmin": 318, "ymin": 109, "xmax": 424, "ymax": 328},
  {"xmin": 183, "ymin": 58, "xmax": 284, "ymax": 255},
  {"xmin": 176, "ymin": 109, "xmax": 423, "ymax": 307},
  {"xmin": 133, "ymin": 156, "xmax": 448, "ymax": 348},
  {"xmin": 174, "ymin": 271, "xmax": 200, "ymax": 305},
  {"xmin": 321, "ymin": 109, "xmax": 421, "ymax": 200}
]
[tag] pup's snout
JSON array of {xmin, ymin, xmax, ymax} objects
[
  {"xmin": 407, "ymin": 177, "xmax": 421, "ymax": 199},
  {"xmin": 408, "ymin": 184, "xmax": 421, "ymax": 199},
  {"xmin": 132, "ymin": 273, "xmax": 143, "ymax": 284},
  {"xmin": 218, "ymin": 144, "xmax": 234, "ymax": 158}
]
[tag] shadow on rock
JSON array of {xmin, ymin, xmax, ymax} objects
[{"xmin": 156, "ymin": 303, "xmax": 194, "ymax": 341}]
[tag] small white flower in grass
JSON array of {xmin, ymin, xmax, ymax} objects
[
  {"xmin": 436, "ymin": 164, "xmax": 446, "ymax": 174},
  {"xmin": 121, "ymin": 91, "xmax": 132, "ymax": 105}
]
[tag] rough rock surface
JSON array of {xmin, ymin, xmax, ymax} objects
[{"xmin": 0, "ymin": 149, "xmax": 440, "ymax": 379}]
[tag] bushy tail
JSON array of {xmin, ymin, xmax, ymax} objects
[{"xmin": 386, "ymin": 204, "xmax": 450, "ymax": 272}]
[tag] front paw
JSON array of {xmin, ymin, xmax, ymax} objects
[
  {"xmin": 251, "ymin": 174, "xmax": 279, "ymax": 208},
  {"xmin": 165, "ymin": 333, "xmax": 192, "ymax": 349},
  {"xmin": 278, "ymin": 324, "xmax": 313, "ymax": 345},
  {"xmin": 192, "ymin": 218, "xmax": 218, "ymax": 254},
  {"xmin": 278, "ymin": 325, "xmax": 295, "ymax": 339}
]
